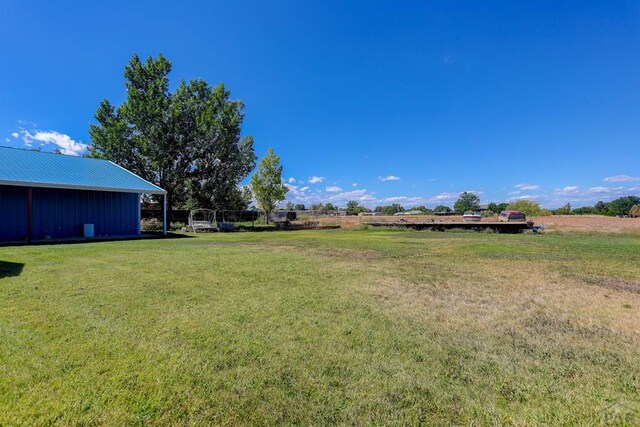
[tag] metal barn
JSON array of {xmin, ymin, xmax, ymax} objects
[{"xmin": 0, "ymin": 146, "xmax": 166, "ymax": 243}]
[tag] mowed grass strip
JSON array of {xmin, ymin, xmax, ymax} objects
[{"xmin": 1, "ymin": 230, "xmax": 639, "ymax": 425}]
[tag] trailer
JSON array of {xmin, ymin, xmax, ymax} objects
[{"xmin": 363, "ymin": 221, "xmax": 533, "ymax": 233}]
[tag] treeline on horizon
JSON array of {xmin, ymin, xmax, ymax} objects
[{"xmin": 281, "ymin": 195, "xmax": 640, "ymax": 218}]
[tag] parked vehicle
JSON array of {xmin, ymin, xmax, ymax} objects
[{"xmin": 499, "ymin": 210, "xmax": 527, "ymax": 222}]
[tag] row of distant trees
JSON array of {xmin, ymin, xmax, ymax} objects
[
  {"xmin": 552, "ymin": 197, "xmax": 640, "ymax": 217},
  {"xmin": 282, "ymin": 193, "xmax": 640, "ymax": 217}
]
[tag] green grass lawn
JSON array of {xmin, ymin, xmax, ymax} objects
[{"xmin": 1, "ymin": 230, "xmax": 639, "ymax": 425}]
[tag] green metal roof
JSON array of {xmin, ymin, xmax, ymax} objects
[{"xmin": 0, "ymin": 146, "xmax": 165, "ymax": 194}]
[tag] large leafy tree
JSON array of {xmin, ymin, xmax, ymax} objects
[
  {"xmin": 178, "ymin": 80, "xmax": 256, "ymax": 210},
  {"xmin": 88, "ymin": 53, "xmax": 255, "ymax": 217},
  {"xmin": 454, "ymin": 192, "xmax": 481, "ymax": 213},
  {"xmin": 345, "ymin": 201, "xmax": 368, "ymax": 216},
  {"xmin": 506, "ymin": 199, "xmax": 551, "ymax": 216},
  {"xmin": 608, "ymin": 196, "xmax": 640, "ymax": 216},
  {"xmin": 251, "ymin": 148, "xmax": 288, "ymax": 223}
]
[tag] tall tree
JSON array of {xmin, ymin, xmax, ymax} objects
[
  {"xmin": 345, "ymin": 201, "xmax": 368, "ymax": 216},
  {"xmin": 454, "ymin": 192, "xmax": 480, "ymax": 213},
  {"xmin": 179, "ymin": 80, "xmax": 256, "ymax": 210},
  {"xmin": 251, "ymin": 148, "xmax": 288, "ymax": 223},
  {"xmin": 88, "ymin": 53, "xmax": 255, "ymax": 217}
]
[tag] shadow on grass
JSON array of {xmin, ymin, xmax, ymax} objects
[
  {"xmin": 0, "ymin": 261, "xmax": 24, "ymax": 279},
  {"xmin": 0, "ymin": 232, "xmax": 194, "ymax": 248}
]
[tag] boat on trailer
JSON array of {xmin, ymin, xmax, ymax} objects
[{"xmin": 462, "ymin": 211, "xmax": 482, "ymax": 222}]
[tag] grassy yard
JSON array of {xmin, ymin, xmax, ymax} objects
[{"xmin": 1, "ymin": 230, "xmax": 639, "ymax": 425}]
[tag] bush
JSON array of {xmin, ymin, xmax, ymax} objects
[
  {"xmin": 572, "ymin": 207, "xmax": 597, "ymax": 215},
  {"xmin": 254, "ymin": 214, "xmax": 268, "ymax": 225},
  {"xmin": 506, "ymin": 200, "xmax": 552, "ymax": 216},
  {"xmin": 141, "ymin": 218, "xmax": 163, "ymax": 232},
  {"xmin": 553, "ymin": 203, "xmax": 572, "ymax": 215},
  {"xmin": 170, "ymin": 222, "xmax": 186, "ymax": 231},
  {"xmin": 630, "ymin": 205, "xmax": 640, "ymax": 218},
  {"xmin": 434, "ymin": 205, "xmax": 452, "ymax": 213}
]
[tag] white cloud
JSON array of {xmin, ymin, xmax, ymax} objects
[
  {"xmin": 285, "ymin": 183, "xmax": 310, "ymax": 199},
  {"xmin": 603, "ymin": 175, "xmax": 640, "ymax": 183},
  {"xmin": 383, "ymin": 196, "xmax": 429, "ymax": 205},
  {"xmin": 379, "ymin": 175, "xmax": 400, "ymax": 182},
  {"xmin": 16, "ymin": 129, "xmax": 87, "ymax": 156},
  {"xmin": 326, "ymin": 189, "xmax": 377, "ymax": 204},
  {"xmin": 352, "ymin": 183, "xmax": 358, "ymax": 187},
  {"xmin": 287, "ymin": 177, "xmax": 296, "ymax": 183},
  {"xmin": 425, "ymin": 192, "xmax": 459, "ymax": 205},
  {"xmin": 515, "ymin": 183, "xmax": 540, "ymax": 191},
  {"xmin": 586, "ymin": 186, "xmax": 623, "ymax": 194},
  {"xmin": 308, "ymin": 176, "xmax": 324, "ymax": 184},
  {"xmin": 554, "ymin": 186, "xmax": 579, "ymax": 195},
  {"xmin": 433, "ymin": 192, "xmax": 458, "ymax": 200},
  {"xmin": 11, "ymin": 132, "xmax": 18, "ymax": 138},
  {"xmin": 325, "ymin": 186, "xmax": 342, "ymax": 192}
]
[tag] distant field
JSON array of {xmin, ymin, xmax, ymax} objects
[
  {"xmin": 314, "ymin": 214, "xmax": 640, "ymax": 234},
  {"xmin": 1, "ymin": 230, "xmax": 640, "ymax": 425}
]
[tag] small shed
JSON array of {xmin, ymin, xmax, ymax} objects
[{"xmin": 0, "ymin": 146, "xmax": 166, "ymax": 243}]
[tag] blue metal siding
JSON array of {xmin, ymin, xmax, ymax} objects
[
  {"xmin": 31, "ymin": 187, "xmax": 139, "ymax": 239},
  {"xmin": 0, "ymin": 185, "xmax": 28, "ymax": 241}
]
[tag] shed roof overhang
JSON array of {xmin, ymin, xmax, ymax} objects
[
  {"xmin": 0, "ymin": 179, "xmax": 166, "ymax": 194},
  {"xmin": 0, "ymin": 147, "xmax": 166, "ymax": 195}
]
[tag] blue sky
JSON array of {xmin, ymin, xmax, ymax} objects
[{"xmin": 1, "ymin": 1, "xmax": 639, "ymax": 208}]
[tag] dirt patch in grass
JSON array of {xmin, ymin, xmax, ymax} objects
[
  {"xmin": 522, "ymin": 311, "xmax": 620, "ymax": 340},
  {"xmin": 581, "ymin": 276, "xmax": 640, "ymax": 294},
  {"xmin": 236, "ymin": 243, "xmax": 382, "ymax": 263}
]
